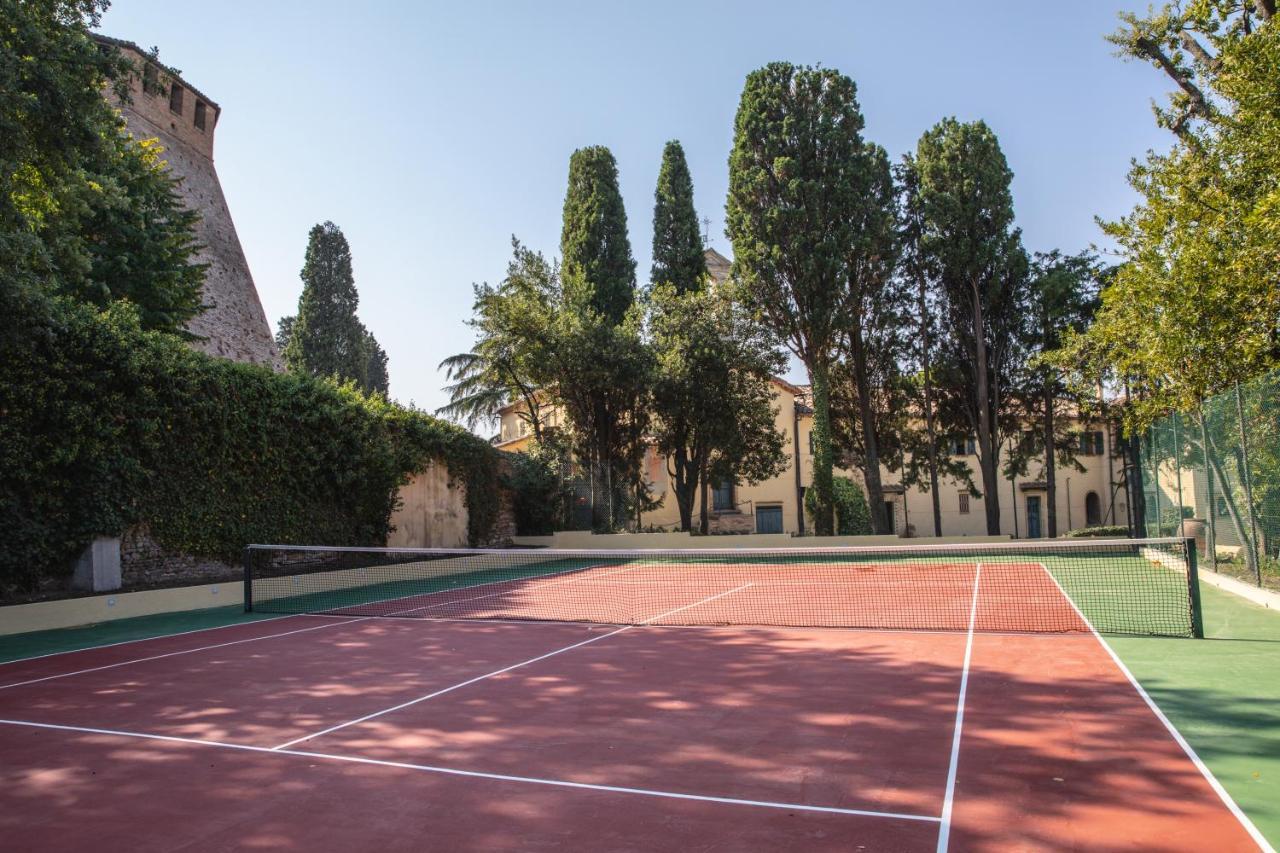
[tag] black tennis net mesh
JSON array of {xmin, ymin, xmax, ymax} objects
[{"xmin": 244, "ymin": 538, "xmax": 1202, "ymax": 636}]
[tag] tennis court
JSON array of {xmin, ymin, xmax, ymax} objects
[{"xmin": 0, "ymin": 539, "xmax": 1268, "ymax": 851}]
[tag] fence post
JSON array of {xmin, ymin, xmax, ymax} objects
[
  {"xmin": 1185, "ymin": 537, "xmax": 1204, "ymax": 639},
  {"xmin": 243, "ymin": 546, "xmax": 253, "ymax": 613},
  {"xmin": 1200, "ymin": 406, "xmax": 1218, "ymax": 572},
  {"xmin": 1235, "ymin": 382, "xmax": 1263, "ymax": 586}
]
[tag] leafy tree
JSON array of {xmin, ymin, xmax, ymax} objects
[
  {"xmin": 437, "ymin": 240, "xmax": 556, "ymax": 436},
  {"xmin": 556, "ymin": 147, "xmax": 645, "ymax": 529},
  {"xmin": 1057, "ymin": 4, "xmax": 1279, "ymax": 427},
  {"xmin": 362, "ymin": 324, "xmax": 389, "ymax": 396},
  {"xmin": 1016, "ymin": 251, "xmax": 1100, "ymax": 536},
  {"xmin": 895, "ymin": 155, "xmax": 975, "ymax": 535},
  {"xmin": 647, "ymin": 282, "xmax": 787, "ymax": 532},
  {"xmin": 830, "ymin": 143, "xmax": 906, "ymax": 534},
  {"xmin": 912, "ymin": 118, "xmax": 1029, "ymax": 535},
  {"xmin": 274, "ymin": 315, "xmax": 295, "ymax": 353},
  {"xmin": 1, "ymin": 0, "xmax": 205, "ymax": 333},
  {"xmin": 651, "ymin": 140, "xmax": 707, "ymax": 294},
  {"xmin": 561, "ymin": 146, "xmax": 637, "ymax": 324},
  {"xmin": 726, "ymin": 62, "xmax": 869, "ymax": 536},
  {"xmin": 283, "ymin": 222, "xmax": 387, "ymax": 394},
  {"xmin": 646, "ymin": 139, "xmax": 780, "ymax": 533}
]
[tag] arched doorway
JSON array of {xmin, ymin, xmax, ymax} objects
[{"xmin": 1085, "ymin": 491, "xmax": 1101, "ymax": 527}]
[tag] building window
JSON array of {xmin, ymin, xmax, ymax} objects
[
  {"xmin": 712, "ymin": 479, "xmax": 735, "ymax": 512},
  {"xmin": 169, "ymin": 83, "xmax": 184, "ymax": 115},
  {"xmin": 958, "ymin": 492, "xmax": 970, "ymax": 515},
  {"xmin": 142, "ymin": 63, "xmax": 160, "ymax": 95},
  {"xmin": 194, "ymin": 99, "xmax": 207, "ymax": 131},
  {"xmin": 951, "ymin": 437, "xmax": 976, "ymax": 456},
  {"xmin": 1079, "ymin": 430, "xmax": 1105, "ymax": 456}
]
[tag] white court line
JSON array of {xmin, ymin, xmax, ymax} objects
[
  {"xmin": 272, "ymin": 583, "xmax": 755, "ymax": 751},
  {"xmin": 0, "ymin": 617, "xmax": 368, "ymax": 692},
  {"xmin": 0, "ymin": 717, "xmax": 938, "ymax": 823},
  {"xmin": 384, "ymin": 564, "xmax": 638, "ymax": 617},
  {"xmin": 0, "ymin": 614, "xmax": 299, "ymax": 668},
  {"xmin": 1035, "ymin": 563, "xmax": 1275, "ymax": 853},
  {"xmin": 935, "ymin": 562, "xmax": 982, "ymax": 853}
]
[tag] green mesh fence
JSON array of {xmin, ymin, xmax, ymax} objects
[{"xmin": 1142, "ymin": 371, "xmax": 1280, "ymax": 590}]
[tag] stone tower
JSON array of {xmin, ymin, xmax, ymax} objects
[{"xmin": 95, "ymin": 35, "xmax": 282, "ymax": 369}]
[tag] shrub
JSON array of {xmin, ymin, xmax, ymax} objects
[
  {"xmin": 1063, "ymin": 525, "xmax": 1130, "ymax": 538},
  {"xmin": 505, "ymin": 444, "xmax": 567, "ymax": 536},
  {"xmin": 805, "ymin": 476, "xmax": 872, "ymax": 536},
  {"xmin": 0, "ymin": 288, "xmax": 501, "ymax": 596}
]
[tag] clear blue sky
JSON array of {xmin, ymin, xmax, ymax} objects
[{"xmin": 100, "ymin": 0, "xmax": 1172, "ymax": 424}]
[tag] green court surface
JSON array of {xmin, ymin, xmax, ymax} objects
[
  {"xmin": 1, "ymin": 574, "xmax": 1277, "ymax": 846},
  {"xmin": 0, "ymin": 605, "xmax": 277, "ymax": 664},
  {"xmin": 1107, "ymin": 583, "xmax": 1280, "ymax": 847}
]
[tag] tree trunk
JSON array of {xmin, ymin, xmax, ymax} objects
[
  {"xmin": 699, "ymin": 456, "xmax": 710, "ymax": 535},
  {"xmin": 849, "ymin": 328, "xmax": 887, "ymax": 534},
  {"xmin": 916, "ymin": 270, "xmax": 943, "ymax": 537},
  {"xmin": 1124, "ymin": 428, "xmax": 1147, "ymax": 538},
  {"xmin": 971, "ymin": 282, "xmax": 1001, "ymax": 535},
  {"xmin": 1201, "ymin": 426, "xmax": 1259, "ymax": 576},
  {"xmin": 1042, "ymin": 374, "xmax": 1058, "ymax": 538},
  {"xmin": 670, "ymin": 446, "xmax": 696, "ymax": 532},
  {"xmin": 809, "ymin": 360, "xmax": 836, "ymax": 536}
]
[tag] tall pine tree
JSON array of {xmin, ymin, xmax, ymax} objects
[
  {"xmin": 556, "ymin": 147, "xmax": 645, "ymax": 529},
  {"xmin": 283, "ymin": 222, "xmax": 379, "ymax": 390},
  {"xmin": 912, "ymin": 119, "xmax": 1028, "ymax": 535},
  {"xmin": 726, "ymin": 62, "xmax": 867, "ymax": 536},
  {"xmin": 651, "ymin": 141, "xmax": 707, "ymax": 294},
  {"xmin": 561, "ymin": 146, "xmax": 637, "ymax": 324}
]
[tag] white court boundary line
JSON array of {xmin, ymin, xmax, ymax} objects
[
  {"xmin": 272, "ymin": 583, "xmax": 755, "ymax": 751},
  {"xmin": 1035, "ymin": 562, "xmax": 1274, "ymax": 853},
  {"xmin": 0, "ymin": 717, "xmax": 938, "ymax": 823},
  {"xmin": 0, "ymin": 617, "xmax": 368, "ymax": 692},
  {"xmin": 0, "ymin": 613, "xmax": 301, "ymax": 668},
  {"xmin": 935, "ymin": 562, "xmax": 982, "ymax": 853}
]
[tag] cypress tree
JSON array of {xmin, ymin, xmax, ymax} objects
[
  {"xmin": 651, "ymin": 140, "xmax": 707, "ymax": 293},
  {"xmin": 284, "ymin": 221, "xmax": 369, "ymax": 387},
  {"xmin": 560, "ymin": 146, "xmax": 636, "ymax": 324}
]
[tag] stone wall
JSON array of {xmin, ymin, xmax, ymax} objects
[
  {"xmin": 121, "ymin": 525, "xmax": 241, "ymax": 589},
  {"xmin": 98, "ymin": 36, "xmax": 282, "ymax": 370}
]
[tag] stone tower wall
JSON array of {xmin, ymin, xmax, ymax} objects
[{"xmin": 99, "ymin": 37, "xmax": 282, "ymax": 369}]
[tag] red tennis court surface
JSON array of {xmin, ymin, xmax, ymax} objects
[{"xmin": 0, "ymin": 566, "xmax": 1265, "ymax": 851}]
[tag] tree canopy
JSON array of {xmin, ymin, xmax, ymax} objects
[
  {"xmin": 651, "ymin": 140, "xmax": 707, "ymax": 295},
  {"xmin": 281, "ymin": 222, "xmax": 389, "ymax": 396},
  {"xmin": 726, "ymin": 62, "xmax": 869, "ymax": 536},
  {"xmin": 1, "ymin": 0, "xmax": 205, "ymax": 333}
]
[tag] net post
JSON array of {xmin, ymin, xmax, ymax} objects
[
  {"xmin": 243, "ymin": 546, "xmax": 254, "ymax": 613},
  {"xmin": 1184, "ymin": 537, "xmax": 1203, "ymax": 638}
]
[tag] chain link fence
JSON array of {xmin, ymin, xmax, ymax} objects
[{"xmin": 1142, "ymin": 370, "xmax": 1280, "ymax": 591}]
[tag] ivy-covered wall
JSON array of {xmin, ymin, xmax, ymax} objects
[{"xmin": 0, "ymin": 286, "xmax": 502, "ymax": 599}]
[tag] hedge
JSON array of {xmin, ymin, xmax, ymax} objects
[
  {"xmin": 0, "ymin": 285, "xmax": 501, "ymax": 596},
  {"xmin": 1062, "ymin": 525, "xmax": 1130, "ymax": 538}
]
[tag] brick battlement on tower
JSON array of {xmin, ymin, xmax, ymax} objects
[{"xmin": 95, "ymin": 35, "xmax": 282, "ymax": 370}]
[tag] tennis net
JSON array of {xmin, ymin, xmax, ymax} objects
[{"xmin": 243, "ymin": 538, "xmax": 1203, "ymax": 636}]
